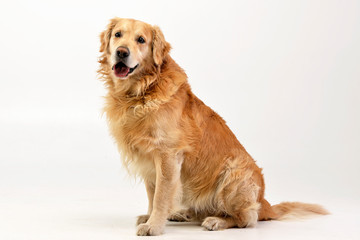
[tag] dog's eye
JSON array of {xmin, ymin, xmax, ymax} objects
[
  {"xmin": 137, "ymin": 36, "xmax": 145, "ymax": 44},
  {"xmin": 115, "ymin": 32, "xmax": 121, "ymax": 38}
]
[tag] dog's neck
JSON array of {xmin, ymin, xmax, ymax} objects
[
  {"xmin": 101, "ymin": 55, "xmax": 188, "ymax": 119},
  {"xmin": 106, "ymin": 56, "xmax": 186, "ymax": 100}
]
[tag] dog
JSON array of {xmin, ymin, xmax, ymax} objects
[{"xmin": 98, "ymin": 18, "xmax": 328, "ymax": 236}]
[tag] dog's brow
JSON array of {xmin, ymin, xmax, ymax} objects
[{"xmin": 135, "ymin": 32, "xmax": 145, "ymax": 37}]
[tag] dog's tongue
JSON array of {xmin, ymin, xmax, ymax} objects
[{"xmin": 114, "ymin": 64, "xmax": 130, "ymax": 78}]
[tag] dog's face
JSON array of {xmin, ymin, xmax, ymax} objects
[{"xmin": 100, "ymin": 18, "xmax": 170, "ymax": 80}]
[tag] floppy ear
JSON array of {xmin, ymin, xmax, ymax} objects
[
  {"xmin": 152, "ymin": 25, "xmax": 171, "ymax": 66},
  {"xmin": 99, "ymin": 18, "xmax": 118, "ymax": 53}
]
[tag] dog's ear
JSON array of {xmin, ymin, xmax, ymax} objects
[
  {"xmin": 99, "ymin": 18, "xmax": 118, "ymax": 53},
  {"xmin": 152, "ymin": 25, "xmax": 171, "ymax": 66}
]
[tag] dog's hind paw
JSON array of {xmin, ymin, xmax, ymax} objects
[{"xmin": 201, "ymin": 217, "xmax": 227, "ymax": 231}]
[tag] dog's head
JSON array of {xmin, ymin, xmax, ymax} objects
[{"xmin": 99, "ymin": 18, "xmax": 171, "ymax": 80}]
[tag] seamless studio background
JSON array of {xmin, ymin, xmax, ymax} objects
[{"xmin": 0, "ymin": 0, "xmax": 359, "ymax": 239}]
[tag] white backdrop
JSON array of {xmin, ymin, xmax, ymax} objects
[{"xmin": 0, "ymin": 1, "xmax": 359, "ymax": 239}]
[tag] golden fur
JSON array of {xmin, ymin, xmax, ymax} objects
[{"xmin": 98, "ymin": 18, "xmax": 329, "ymax": 236}]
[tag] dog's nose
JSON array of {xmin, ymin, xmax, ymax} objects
[{"xmin": 116, "ymin": 47, "xmax": 130, "ymax": 59}]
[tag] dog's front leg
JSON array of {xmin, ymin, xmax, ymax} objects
[
  {"xmin": 136, "ymin": 152, "xmax": 182, "ymax": 236},
  {"xmin": 136, "ymin": 180, "xmax": 155, "ymax": 226}
]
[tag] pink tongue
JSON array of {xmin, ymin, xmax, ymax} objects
[{"xmin": 115, "ymin": 66, "xmax": 130, "ymax": 77}]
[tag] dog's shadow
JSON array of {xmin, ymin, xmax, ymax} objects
[
  {"xmin": 69, "ymin": 213, "xmax": 273, "ymax": 237},
  {"xmin": 69, "ymin": 214, "xmax": 201, "ymax": 231}
]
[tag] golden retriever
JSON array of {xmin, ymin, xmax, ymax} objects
[{"xmin": 98, "ymin": 18, "xmax": 328, "ymax": 236}]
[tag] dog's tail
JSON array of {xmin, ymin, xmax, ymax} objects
[
  {"xmin": 259, "ymin": 199, "xmax": 329, "ymax": 221},
  {"xmin": 272, "ymin": 201, "xmax": 330, "ymax": 220}
]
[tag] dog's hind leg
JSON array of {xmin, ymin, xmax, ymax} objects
[
  {"xmin": 223, "ymin": 179, "xmax": 261, "ymax": 228},
  {"xmin": 202, "ymin": 166, "xmax": 261, "ymax": 230}
]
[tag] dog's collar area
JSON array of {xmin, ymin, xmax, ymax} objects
[{"xmin": 113, "ymin": 62, "xmax": 138, "ymax": 78}]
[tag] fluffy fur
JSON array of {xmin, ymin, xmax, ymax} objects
[{"xmin": 98, "ymin": 18, "xmax": 329, "ymax": 236}]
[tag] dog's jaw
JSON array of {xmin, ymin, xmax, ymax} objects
[{"xmin": 112, "ymin": 61, "xmax": 139, "ymax": 79}]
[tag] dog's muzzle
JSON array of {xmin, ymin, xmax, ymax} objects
[{"xmin": 112, "ymin": 61, "xmax": 138, "ymax": 78}]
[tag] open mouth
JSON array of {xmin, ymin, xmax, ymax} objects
[{"xmin": 112, "ymin": 62, "xmax": 138, "ymax": 78}]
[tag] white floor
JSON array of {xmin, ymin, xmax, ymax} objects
[{"xmin": 1, "ymin": 123, "xmax": 359, "ymax": 240}]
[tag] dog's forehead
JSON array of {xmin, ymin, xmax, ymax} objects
[{"xmin": 114, "ymin": 19, "xmax": 152, "ymax": 37}]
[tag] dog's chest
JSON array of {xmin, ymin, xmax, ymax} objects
[
  {"xmin": 107, "ymin": 100, "xmax": 182, "ymax": 179},
  {"xmin": 108, "ymin": 115, "xmax": 161, "ymax": 179},
  {"xmin": 123, "ymin": 115, "xmax": 166, "ymax": 149}
]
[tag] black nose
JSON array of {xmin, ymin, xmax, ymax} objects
[{"xmin": 116, "ymin": 47, "xmax": 130, "ymax": 59}]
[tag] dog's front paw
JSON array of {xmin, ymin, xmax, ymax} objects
[
  {"xmin": 136, "ymin": 223, "xmax": 164, "ymax": 236},
  {"xmin": 168, "ymin": 209, "xmax": 192, "ymax": 222},
  {"xmin": 136, "ymin": 214, "xmax": 150, "ymax": 226}
]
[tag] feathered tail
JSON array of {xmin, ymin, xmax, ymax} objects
[{"xmin": 271, "ymin": 201, "xmax": 329, "ymax": 220}]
